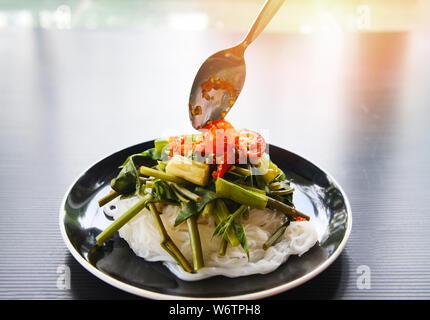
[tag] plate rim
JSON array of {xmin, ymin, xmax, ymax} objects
[{"xmin": 59, "ymin": 141, "xmax": 352, "ymax": 300}]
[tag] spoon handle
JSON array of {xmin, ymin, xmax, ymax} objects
[{"xmin": 242, "ymin": 0, "xmax": 285, "ymax": 47}]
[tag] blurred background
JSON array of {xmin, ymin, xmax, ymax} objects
[
  {"xmin": 0, "ymin": 0, "xmax": 428, "ymax": 31},
  {"xmin": 1, "ymin": 0, "xmax": 430, "ymax": 299}
]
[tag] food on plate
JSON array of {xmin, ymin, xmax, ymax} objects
[{"xmin": 95, "ymin": 119, "xmax": 318, "ymax": 280}]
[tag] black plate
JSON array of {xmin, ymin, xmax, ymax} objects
[{"xmin": 59, "ymin": 141, "xmax": 352, "ymax": 299}]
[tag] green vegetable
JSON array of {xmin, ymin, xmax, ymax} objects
[
  {"xmin": 268, "ymin": 180, "xmax": 294, "ymax": 194},
  {"xmin": 140, "ymin": 166, "xmax": 188, "ymax": 185},
  {"xmin": 263, "ymin": 218, "xmax": 290, "ymax": 250},
  {"xmin": 193, "ymin": 187, "xmax": 219, "ymax": 212},
  {"xmin": 169, "ymin": 183, "xmax": 202, "ymax": 202},
  {"xmin": 213, "ymin": 204, "xmax": 247, "ymax": 239},
  {"xmin": 272, "ymin": 172, "xmax": 287, "ymax": 183},
  {"xmin": 173, "ymin": 187, "xmax": 219, "ymax": 226},
  {"xmin": 170, "ymin": 186, "xmax": 190, "ymax": 204},
  {"xmin": 157, "ymin": 160, "xmax": 167, "ymax": 171},
  {"xmin": 231, "ymin": 166, "xmax": 251, "ymax": 176},
  {"xmin": 96, "ymin": 193, "xmax": 152, "ymax": 246},
  {"xmin": 154, "ymin": 139, "xmax": 168, "ymax": 157},
  {"xmin": 215, "ymin": 178, "xmax": 268, "ymax": 209},
  {"xmin": 165, "ymin": 155, "xmax": 210, "ymax": 186},
  {"xmin": 119, "ymin": 149, "xmax": 160, "ymax": 168},
  {"xmin": 254, "ymin": 174, "xmax": 270, "ymax": 191},
  {"xmin": 269, "ymin": 192, "xmax": 294, "ymax": 208},
  {"xmin": 263, "ymin": 160, "xmax": 283, "ymax": 184},
  {"xmin": 234, "ymin": 214, "xmax": 249, "ymax": 259},
  {"xmin": 267, "ymin": 180, "xmax": 295, "ymax": 206},
  {"xmin": 187, "ymin": 215, "xmax": 204, "ymax": 270},
  {"xmin": 111, "ymin": 155, "xmax": 142, "ymax": 195},
  {"xmin": 174, "ymin": 201, "xmax": 197, "ymax": 226},
  {"xmin": 144, "ymin": 180, "xmax": 154, "ymax": 188},
  {"xmin": 98, "ymin": 190, "xmax": 119, "ymax": 207},
  {"xmin": 212, "ymin": 200, "xmax": 240, "ymax": 247},
  {"xmin": 268, "ymin": 182, "xmax": 282, "ymax": 190},
  {"xmin": 270, "ymin": 188, "xmax": 295, "ymax": 196},
  {"xmin": 250, "ymin": 155, "xmax": 284, "ymax": 185},
  {"xmin": 218, "ymin": 239, "xmax": 228, "ymax": 256},
  {"xmin": 237, "ymin": 183, "xmax": 266, "ymax": 195},
  {"xmin": 152, "ymin": 179, "xmax": 178, "ymax": 203},
  {"xmin": 201, "ymin": 201, "xmax": 214, "ymax": 218},
  {"xmin": 111, "ymin": 151, "xmax": 163, "ymax": 196},
  {"xmin": 141, "ymin": 147, "xmax": 164, "ymax": 161},
  {"xmin": 267, "ymin": 197, "xmax": 310, "ymax": 221},
  {"xmin": 213, "ymin": 204, "xmax": 249, "ymax": 258},
  {"xmin": 148, "ymin": 203, "xmax": 193, "ymax": 273}
]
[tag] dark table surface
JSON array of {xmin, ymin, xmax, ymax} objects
[{"xmin": 1, "ymin": 6, "xmax": 430, "ymax": 299}]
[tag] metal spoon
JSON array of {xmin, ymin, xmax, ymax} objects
[{"xmin": 188, "ymin": 0, "xmax": 285, "ymax": 130}]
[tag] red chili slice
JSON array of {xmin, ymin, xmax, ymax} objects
[{"xmin": 212, "ymin": 163, "xmax": 231, "ymax": 179}]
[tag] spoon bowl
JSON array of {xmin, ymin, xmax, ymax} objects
[
  {"xmin": 188, "ymin": 44, "xmax": 246, "ymax": 129},
  {"xmin": 188, "ymin": 0, "xmax": 285, "ymax": 130}
]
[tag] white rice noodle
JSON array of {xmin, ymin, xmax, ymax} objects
[{"xmin": 104, "ymin": 195, "xmax": 318, "ymax": 281}]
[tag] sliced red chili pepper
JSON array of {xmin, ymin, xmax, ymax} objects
[
  {"xmin": 296, "ymin": 216, "xmax": 307, "ymax": 221},
  {"xmin": 214, "ymin": 163, "xmax": 231, "ymax": 179}
]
